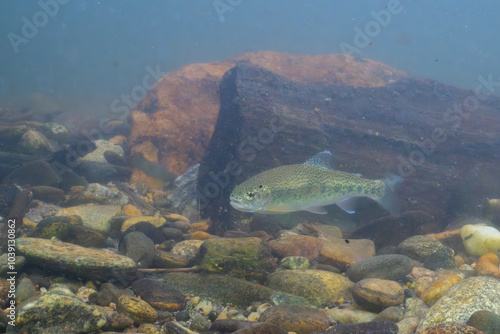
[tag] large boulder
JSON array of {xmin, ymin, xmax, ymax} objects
[
  {"xmin": 196, "ymin": 62, "xmax": 500, "ymax": 231},
  {"xmin": 129, "ymin": 51, "xmax": 405, "ymax": 186}
]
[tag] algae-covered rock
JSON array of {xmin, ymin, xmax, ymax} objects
[
  {"xmin": 417, "ymin": 276, "xmax": 500, "ymax": 331},
  {"xmin": 15, "ymin": 285, "xmax": 106, "ymax": 333},
  {"xmin": 199, "ymin": 237, "xmax": 276, "ymax": 282},
  {"xmin": 56, "ymin": 203, "xmax": 125, "ymax": 236},
  {"xmin": 397, "ymin": 235, "xmax": 455, "ymax": 270},
  {"xmin": 30, "ymin": 215, "xmax": 106, "ymax": 248},
  {"xmin": 117, "ymin": 294, "xmax": 157, "ymax": 323},
  {"xmin": 154, "ymin": 272, "xmax": 310, "ymax": 307},
  {"xmin": 267, "ymin": 269, "xmax": 353, "ymax": 307},
  {"xmin": 280, "ymin": 256, "xmax": 310, "ymax": 269},
  {"xmin": 16, "ymin": 237, "xmax": 136, "ymax": 280}
]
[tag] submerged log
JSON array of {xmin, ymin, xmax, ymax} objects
[{"xmin": 198, "ymin": 64, "xmax": 500, "ymax": 232}]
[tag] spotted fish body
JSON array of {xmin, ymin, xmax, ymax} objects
[{"xmin": 230, "ymin": 151, "xmax": 402, "ymax": 216}]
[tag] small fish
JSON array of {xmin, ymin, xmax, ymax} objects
[{"xmin": 230, "ymin": 151, "xmax": 402, "ymax": 216}]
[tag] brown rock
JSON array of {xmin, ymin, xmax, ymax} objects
[
  {"xmin": 122, "ymin": 204, "xmax": 142, "ymax": 217},
  {"xmin": 267, "ymin": 269, "xmax": 352, "ymax": 307},
  {"xmin": 132, "ymin": 278, "xmax": 187, "ymax": 312},
  {"xmin": 474, "ymin": 252, "xmax": 500, "ymax": 278},
  {"xmin": 191, "ymin": 231, "xmax": 211, "ymax": 240},
  {"xmin": 259, "ymin": 305, "xmax": 330, "ymax": 334},
  {"xmin": 268, "ymin": 235, "xmax": 323, "ymax": 260},
  {"xmin": 189, "ymin": 219, "xmax": 211, "ymax": 233},
  {"xmin": 352, "ymin": 278, "xmax": 404, "ymax": 312},
  {"xmin": 130, "ymin": 51, "xmax": 406, "ymax": 178},
  {"xmin": 319, "ymin": 238, "xmax": 375, "ymax": 271},
  {"xmin": 154, "ymin": 249, "xmax": 189, "ymax": 268}
]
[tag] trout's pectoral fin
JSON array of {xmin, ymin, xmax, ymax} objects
[
  {"xmin": 304, "ymin": 206, "xmax": 328, "ymax": 214},
  {"xmin": 337, "ymin": 198, "xmax": 358, "ymax": 214}
]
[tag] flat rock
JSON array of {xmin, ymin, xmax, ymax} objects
[
  {"xmin": 16, "ymin": 237, "xmax": 136, "ymax": 280},
  {"xmin": 259, "ymin": 305, "xmax": 330, "ymax": 334},
  {"xmin": 132, "ymin": 278, "xmax": 187, "ymax": 312},
  {"xmin": 351, "ymin": 278, "xmax": 405, "ymax": 312},
  {"xmin": 154, "ymin": 272, "xmax": 310, "ymax": 308},
  {"xmin": 417, "ymin": 276, "xmax": 500, "ymax": 331},
  {"xmin": 199, "ymin": 237, "xmax": 276, "ymax": 282},
  {"xmin": 322, "ymin": 320, "xmax": 398, "ymax": 334},
  {"xmin": 56, "ymin": 203, "xmax": 125, "ymax": 236},
  {"xmin": 15, "ymin": 285, "xmax": 106, "ymax": 333},
  {"xmin": 319, "ymin": 238, "xmax": 375, "ymax": 271},
  {"xmin": 154, "ymin": 249, "xmax": 189, "ymax": 268},
  {"xmin": 267, "ymin": 269, "xmax": 353, "ymax": 307},
  {"xmin": 268, "ymin": 235, "xmax": 324, "ymax": 260},
  {"xmin": 30, "ymin": 215, "xmax": 106, "ymax": 248},
  {"xmin": 67, "ymin": 182, "xmax": 129, "ymax": 206},
  {"xmin": 346, "ymin": 254, "xmax": 418, "ymax": 283}
]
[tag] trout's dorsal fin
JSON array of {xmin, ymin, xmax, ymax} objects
[{"xmin": 303, "ymin": 150, "xmax": 334, "ymax": 169}]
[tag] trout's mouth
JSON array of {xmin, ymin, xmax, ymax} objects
[{"xmin": 229, "ymin": 198, "xmax": 254, "ymax": 212}]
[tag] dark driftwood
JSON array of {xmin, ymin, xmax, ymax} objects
[{"xmin": 198, "ymin": 64, "xmax": 500, "ymax": 232}]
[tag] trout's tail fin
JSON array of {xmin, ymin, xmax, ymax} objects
[{"xmin": 377, "ymin": 174, "xmax": 403, "ymax": 217}]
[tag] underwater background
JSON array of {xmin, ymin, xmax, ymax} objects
[{"xmin": 0, "ymin": 1, "xmax": 500, "ymax": 333}]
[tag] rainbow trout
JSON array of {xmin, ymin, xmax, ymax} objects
[{"xmin": 230, "ymin": 151, "xmax": 402, "ymax": 216}]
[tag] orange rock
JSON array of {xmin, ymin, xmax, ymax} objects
[
  {"xmin": 191, "ymin": 231, "xmax": 211, "ymax": 240},
  {"xmin": 130, "ymin": 51, "xmax": 407, "ymax": 176},
  {"xmin": 189, "ymin": 219, "xmax": 211, "ymax": 233},
  {"xmin": 268, "ymin": 235, "xmax": 324, "ymax": 260},
  {"xmin": 122, "ymin": 204, "xmax": 142, "ymax": 217},
  {"xmin": 319, "ymin": 238, "xmax": 375, "ymax": 271},
  {"xmin": 474, "ymin": 252, "xmax": 500, "ymax": 278},
  {"xmin": 420, "ymin": 274, "xmax": 463, "ymax": 306},
  {"xmin": 165, "ymin": 213, "xmax": 190, "ymax": 223}
]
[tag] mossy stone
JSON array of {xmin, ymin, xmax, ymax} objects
[{"xmin": 199, "ymin": 237, "xmax": 276, "ymax": 282}]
